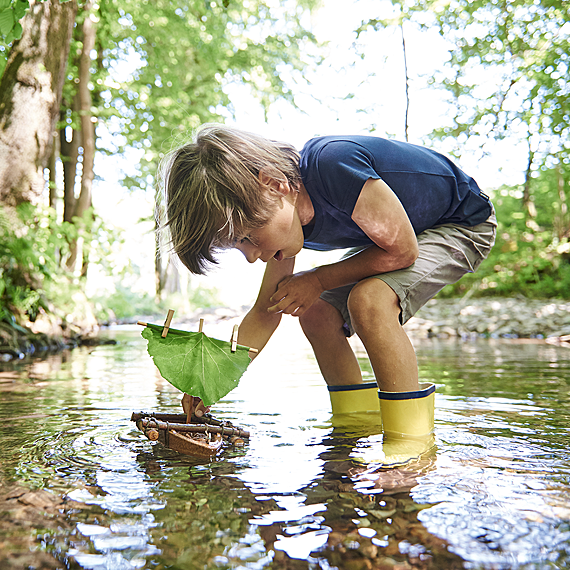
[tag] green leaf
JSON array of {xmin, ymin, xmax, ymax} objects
[
  {"xmin": 14, "ymin": 0, "xmax": 29, "ymax": 20},
  {"xmin": 141, "ymin": 323, "xmax": 252, "ymax": 407},
  {"xmin": 0, "ymin": 8, "xmax": 14, "ymax": 36},
  {"xmin": 10, "ymin": 20, "xmax": 21, "ymax": 39}
]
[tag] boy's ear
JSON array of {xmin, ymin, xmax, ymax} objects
[{"xmin": 259, "ymin": 171, "xmax": 289, "ymax": 197}]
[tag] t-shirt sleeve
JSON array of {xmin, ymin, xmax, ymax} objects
[{"xmin": 314, "ymin": 140, "xmax": 380, "ymax": 214}]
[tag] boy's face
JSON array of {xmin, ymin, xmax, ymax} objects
[{"xmin": 234, "ymin": 182, "xmax": 304, "ymax": 264}]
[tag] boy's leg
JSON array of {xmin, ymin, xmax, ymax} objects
[
  {"xmin": 347, "ymin": 278, "xmax": 419, "ymax": 392},
  {"xmin": 317, "ymin": 215, "xmax": 496, "ymax": 393},
  {"xmin": 299, "ymin": 298, "xmax": 362, "ymax": 386}
]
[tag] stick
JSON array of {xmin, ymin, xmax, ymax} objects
[
  {"xmin": 138, "ymin": 417, "xmax": 250, "ymax": 438},
  {"xmin": 198, "ymin": 318, "xmax": 204, "ymax": 333},
  {"xmin": 137, "ymin": 321, "xmax": 147, "ymax": 327},
  {"xmin": 162, "ymin": 309, "xmax": 174, "ymax": 338}
]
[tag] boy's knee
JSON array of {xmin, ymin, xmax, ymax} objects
[
  {"xmin": 347, "ymin": 278, "xmax": 401, "ymax": 330},
  {"xmin": 299, "ymin": 300, "xmax": 344, "ymax": 339}
]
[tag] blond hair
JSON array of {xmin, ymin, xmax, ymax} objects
[{"xmin": 157, "ymin": 124, "xmax": 301, "ymax": 275}]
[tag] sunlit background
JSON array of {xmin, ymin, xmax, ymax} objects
[{"xmin": 88, "ymin": 0, "xmax": 529, "ymax": 311}]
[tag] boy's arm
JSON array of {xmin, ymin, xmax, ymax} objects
[
  {"xmin": 181, "ymin": 257, "xmax": 294, "ymax": 418},
  {"xmin": 237, "ymin": 255, "xmax": 295, "ymax": 356},
  {"xmin": 268, "ymin": 178, "xmax": 418, "ymax": 316}
]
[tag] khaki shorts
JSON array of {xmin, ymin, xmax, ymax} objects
[{"xmin": 320, "ymin": 213, "xmax": 497, "ymax": 335}]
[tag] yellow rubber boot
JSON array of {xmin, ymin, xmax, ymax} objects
[
  {"xmin": 328, "ymin": 382, "xmax": 381, "ymax": 415},
  {"xmin": 327, "ymin": 382, "xmax": 382, "ymax": 429},
  {"xmin": 352, "ymin": 383, "xmax": 436, "ymax": 469},
  {"xmin": 378, "ymin": 382, "xmax": 435, "ymax": 438}
]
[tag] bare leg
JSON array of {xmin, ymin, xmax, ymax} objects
[
  {"xmin": 299, "ymin": 299, "xmax": 363, "ymax": 386},
  {"xmin": 348, "ymin": 278, "xmax": 419, "ymax": 392}
]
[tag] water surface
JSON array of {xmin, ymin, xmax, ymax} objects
[{"xmin": 1, "ymin": 318, "xmax": 569, "ymax": 569}]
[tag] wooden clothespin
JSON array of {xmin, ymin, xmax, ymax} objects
[
  {"xmin": 231, "ymin": 324, "xmax": 239, "ymax": 352},
  {"xmin": 229, "ymin": 323, "xmax": 258, "ymax": 355},
  {"xmin": 162, "ymin": 309, "xmax": 174, "ymax": 338},
  {"xmin": 198, "ymin": 318, "xmax": 204, "ymax": 333}
]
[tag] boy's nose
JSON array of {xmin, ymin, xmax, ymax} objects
[{"xmin": 237, "ymin": 243, "xmax": 261, "ymax": 263}]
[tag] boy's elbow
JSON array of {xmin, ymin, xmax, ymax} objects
[{"xmin": 398, "ymin": 243, "xmax": 419, "ymax": 269}]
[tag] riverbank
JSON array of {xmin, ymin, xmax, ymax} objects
[
  {"xmin": 0, "ymin": 319, "xmax": 112, "ymax": 363},
  {"xmin": 2, "ymin": 296, "xmax": 569, "ymax": 362},
  {"xmin": 183, "ymin": 296, "xmax": 570, "ymax": 345},
  {"xmin": 404, "ymin": 297, "xmax": 570, "ymax": 344}
]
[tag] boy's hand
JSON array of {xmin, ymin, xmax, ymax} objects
[
  {"xmin": 181, "ymin": 394, "xmax": 210, "ymax": 419},
  {"xmin": 267, "ymin": 269, "xmax": 325, "ymax": 316}
]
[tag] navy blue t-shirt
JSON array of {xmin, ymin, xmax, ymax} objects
[{"xmin": 299, "ymin": 135, "xmax": 492, "ymax": 251}]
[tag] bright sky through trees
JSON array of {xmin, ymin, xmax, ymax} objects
[{"xmin": 90, "ymin": 0, "xmax": 530, "ymax": 307}]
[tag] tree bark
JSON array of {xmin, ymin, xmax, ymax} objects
[
  {"xmin": 66, "ymin": 2, "xmax": 97, "ymax": 273},
  {"xmin": 60, "ymin": 101, "xmax": 81, "ymax": 223},
  {"xmin": 523, "ymin": 143, "xmax": 537, "ymax": 220},
  {"xmin": 0, "ymin": 0, "xmax": 78, "ymax": 207},
  {"xmin": 400, "ymin": 20, "xmax": 409, "ymax": 142},
  {"xmin": 48, "ymin": 131, "xmax": 59, "ymax": 209}
]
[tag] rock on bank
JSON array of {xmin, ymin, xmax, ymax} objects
[{"xmin": 404, "ymin": 297, "xmax": 570, "ymax": 342}]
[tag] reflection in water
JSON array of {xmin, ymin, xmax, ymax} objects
[{"xmin": 0, "ymin": 320, "xmax": 569, "ymax": 569}]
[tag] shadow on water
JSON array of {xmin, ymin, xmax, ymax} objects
[{"xmin": 0, "ymin": 320, "xmax": 569, "ymax": 569}]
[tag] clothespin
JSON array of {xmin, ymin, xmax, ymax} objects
[
  {"xmin": 231, "ymin": 324, "xmax": 239, "ymax": 352},
  {"xmin": 198, "ymin": 318, "xmax": 204, "ymax": 333},
  {"xmin": 229, "ymin": 323, "xmax": 258, "ymax": 355},
  {"xmin": 162, "ymin": 309, "xmax": 174, "ymax": 338}
]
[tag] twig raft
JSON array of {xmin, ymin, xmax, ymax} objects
[
  {"xmin": 133, "ymin": 416, "xmax": 250, "ymax": 438},
  {"xmin": 130, "ymin": 411, "xmax": 250, "ymax": 458}
]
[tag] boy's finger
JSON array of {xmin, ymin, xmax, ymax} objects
[
  {"xmin": 267, "ymin": 297, "xmax": 294, "ymax": 314},
  {"xmin": 269, "ymin": 289, "xmax": 287, "ymax": 303}
]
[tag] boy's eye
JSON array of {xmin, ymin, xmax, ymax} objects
[
  {"xmin": 233, "ymin": 235, "xmax": 253, "ymax": 246},
  {"xmin": 238, "ymin": 234, "xmax": 257, "ymax": 246}
]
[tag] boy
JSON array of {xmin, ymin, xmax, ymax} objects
[{"xmin": 159, "ymin": 124, "xmax": 496, "ymax": 437}]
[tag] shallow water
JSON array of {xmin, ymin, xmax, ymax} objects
[{"xmin": 1, "ymin": 318, "xmax": 569, "ymax": 569}]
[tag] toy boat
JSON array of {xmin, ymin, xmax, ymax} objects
[{"xmin": 131, "ymin": 411, "xmax": 250, "ymax": 458}]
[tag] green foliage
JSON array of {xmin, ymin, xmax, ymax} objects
[
  {"xmin": 427, "ymin": 0, "xmax": 569, "ymax": 166},
  {"xmin": 439, "ymin": 168, "xmax": 570, "ymax": 299},
  {"xmin": 0, "ymin": 204, "xmax": 77, "ymax": 322},
  {"xmin": 91, "ymin": 285, "xmax": 159, "ymax": 321},
  {"xmin": 58, "ymin": 0, "xmax": 319, "ymax": 192},
  {"xmin": 359, "ymin": 0, "xmax": 570, "ymax": 300},
  {"xmin": 91, "ymin": 283, "xmax": 220, "ymax": 322},
  {"xmin": 141, "ymin": 322, "xmax": 252, "ymax": 405},
  {"xmin": 0, "ymin": 0, "xmax": 28, "ymax": 43}
]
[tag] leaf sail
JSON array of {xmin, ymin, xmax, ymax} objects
[{"xmin": 141, "ymin": 323, "xmax": 252, "ymax": 407}]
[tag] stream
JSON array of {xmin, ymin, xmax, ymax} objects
[{"xmin": 0, "ymin": 317, "xmax": 569, "ymax": 569}]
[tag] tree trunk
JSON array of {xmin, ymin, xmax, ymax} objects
[
  {"xmin": 523, "ymin": 142, "xmax": 537, "ymax": 221},
  {"xmin": 66, "ymin": 2, "xmax": 97, "ymax": 273},
  {"xmin": 400, "ymin": 20, "xmax": 409, "ymax": 142},
  {"xmin": 0, "ymin": 0, "xmax": 77, "ymax": 207},
  {"xmin": 48, "ymin": 131, "xmax": 59, "ymax": 209},
  {"xmin": 60, "ymin": 103, "xmax": 81, "ymax": 223},
  {"xmin": 556, "ymin": 162, "xmax": 568, "ymax": 240}
]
